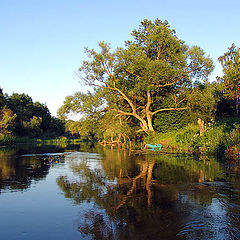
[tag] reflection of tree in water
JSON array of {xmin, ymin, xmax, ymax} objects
[
  {"xmin": 57, "ymin": 151, "xmax": 240, "ymax": 239},
  {"xmin": 0, "ymin": 155, "xmax": 50, "ymax": 192}
]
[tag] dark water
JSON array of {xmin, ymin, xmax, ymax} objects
[{"xmin": 0, "ymin": 144, "xmax": 239, "ymax": 240}]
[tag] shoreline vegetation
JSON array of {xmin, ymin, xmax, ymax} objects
[
  {"xmin": 1, "ymin": 118, "xmax": 240, "ymax": 163},
  {"xmin": 1, "ymin": 19, "xmax": 240, "ymax": 164}
]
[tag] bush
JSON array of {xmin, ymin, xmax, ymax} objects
[
  {"xmin": 145, "ymin": 120, "xmax": 240, "ymax": 160},
  {"xmin": 0, "ymin": 135, "xmax": 15, "ymax": 146}
]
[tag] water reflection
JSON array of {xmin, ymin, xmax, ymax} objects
[
  {"xmin": 0, "ymin": 144, "xmax": 69, "ymax": 193},
  {"xmin": 0, "ymin": 155, "xmax": 49, "ymax": 193},
  {"xmin": 57, "ymin": 149, "xmax": 240, "ymax": 240},
  {"xmin": 0, "ymin": 144, "xmax": 239, "ymax": 239}
]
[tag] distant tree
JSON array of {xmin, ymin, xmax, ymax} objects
[
  {"xmin": 0, "ymin": 87, "xmax": 5, "ymax": 109},
  {"xmin": 57, "ymin": 91, "xmax": 104, "ymax": 120},
  {"xmin": 6, "ymin": 93, "xmax": 34, "ymax": 122},
  {"xmin": 48, "ymin": 117, "xmax": 65, "ymax": 137},
  {"xmin": 5, "ymin": 92, "xmax": 63, "ymax": 137},
  {"xmin": 58, "ymin": 91, "xmax": 105, "ymax": 140},
  {"xmin": 65, "ymin": 120, "xmax": 82, "ymax": 136},
  {"xmin": 32, "ymin": 101, "xmax": 52, "ymax": 131},
  {"xmin": 77, "ymin": 19, "xmax": 213, "ymax": 134},
  {"xmin": 22, "ymin": 116, "xmax": 42, "ymax": 137},
  {"xmin": 0, "ymin": 107, "xmax": 16, "ymax": 135},
  {"xmin": 218, "ymin": 43, "xmax": 240, "ymax": 116}
]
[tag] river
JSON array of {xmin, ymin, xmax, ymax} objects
[{"xmin": 0, "ymin": 143, "xmax": 239, "ymax": 240}]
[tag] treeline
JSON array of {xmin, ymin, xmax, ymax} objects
[
  {"xmin": 0, "ymin": 90, "xmax": 65, "ymax": 144},
  {"xmin": 57, "ymin": 19, "xmax": 240, "ymax": 158}
]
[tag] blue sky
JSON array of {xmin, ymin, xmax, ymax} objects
[{"xmin": 1, "ymin": 0, "xmax": 239, "ymax": 116}]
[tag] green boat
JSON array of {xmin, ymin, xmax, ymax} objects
[{"xmin": 144, "ymin": 143, "xmax": 162, "ymax": 151}]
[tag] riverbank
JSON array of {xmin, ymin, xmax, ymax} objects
[
  {"xmin": 144, "ymin": 120, "xmax": 240, "ymax": 162},
  {"xmin": 0, "ymin": 136, "xmax": 84, "ymax": 148},
  {"xmin": 1, "ymin": 118, "xmax": 240, "ymax": 162}
]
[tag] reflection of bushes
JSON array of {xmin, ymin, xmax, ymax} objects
[
  {"xmin": 0, "ymin": 155, "xmax": 50, "ymax": 191},
  {"xmin": 153, "ymin": 154, "xmax": 225, "ymax": 183},
  {"xmin": 192, "ymin": 123, "xmax": 240, "ymax": 160}
]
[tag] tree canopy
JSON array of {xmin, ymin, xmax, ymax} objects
[
  {"xmin": 76, "ymin": 19, "xmax": 214, "ymax": 134},
  {"xmin": 0, "ymin": 88, "xmax": 65, "ymax": 140},
  {"xmin": 218, "ymin": 43, "xmax": 240, "ymax": 116}
]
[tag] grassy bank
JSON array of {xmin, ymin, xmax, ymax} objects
[{"xmin": 144, "ymin": 120, "xmax": 240, "ymax": 161}]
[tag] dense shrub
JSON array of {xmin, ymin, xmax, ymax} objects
[
  {"xmin": 0, "ymin": 135, "xmax": 15, "ymax": 145},
  {"xmin": 144, "ymin": 121, "xmax": 240, "ymax": 161}
]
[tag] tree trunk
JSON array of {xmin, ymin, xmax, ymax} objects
[
  {"xmin": 145, "ymin": 90, "xmax": 155, "ymax": 134},
  {"xmin": 139, "ymin": 119, "xmax": 151, "ymax": 134},
  {"xmin": 146, "ymin": 112, "xmax": 155, "ymax": 134},
  {"xmin": 198, "ymin": 118, "xmax": 205, "ymax": 136},
  {"xmin": 126, "ymin": 135, "xmax": 132, "ymax": 150}
]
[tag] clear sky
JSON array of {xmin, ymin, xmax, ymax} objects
[{"xmin": 1, "ymin": 0, "xmax": 239, "ymax": 116}]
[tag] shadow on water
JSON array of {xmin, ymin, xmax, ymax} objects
[{"xmin": 56, "ymin": 148, "xmax": 240, "ymax": 240}]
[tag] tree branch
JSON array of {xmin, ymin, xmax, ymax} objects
[
  {"xmin": 152, "ymin": 107, "xmax": 188, "ymax": 116},
  {"xmin": 125, "ymin": 69, "xmax": 142, "ymax": 79},
  {"xmin": 146, "ymin": 89, "xmax": 152, "ymax": 114},
  {"xmin": 110, "ymin": 108, "xmax": 134, "ymax": 116}
]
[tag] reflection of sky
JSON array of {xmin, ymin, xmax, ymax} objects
[
  {"xmin": 0, "ymin": 166, "xmax": 82, "ymax": 239},
  {"xmin": 208, "ymin": 198, "xmax": 228, "ymax": 239},
  {"xmin": 177, "ymin": 183, "xmax": 240, "ymax": 240}
]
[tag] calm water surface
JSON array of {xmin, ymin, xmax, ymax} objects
[{"xmin": 0, "ymin": 144, "xmax": 239, "ymax": 240}]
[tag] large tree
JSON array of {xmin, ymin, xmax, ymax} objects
[
  {"xmin": 77, "ymin": 19, "xmax": 213, "ymax": 135},
  {"xmin": 218, "ymin": 43, "xmax": 240, "ymax": 116}
]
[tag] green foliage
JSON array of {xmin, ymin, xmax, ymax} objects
[
  {"xmin": 22, "ymin": 116, "xmax": 43, "ymax": 137},
  {"xmin": 65, "ymin": 120, "xmax": 82, "ymax": 136},
  {"xmin": 187, "ymin": 81, "xmax": 217, "ymax": 122},
  {"xmin": 0, "ymin": 107, "xmax": 16, "ymax": 135},
  {"xmin": 98, "ymin": 111, "xmax": 135, "ymax": 143},
  {"xmin": 2, "ymin": 92, "xmax": 65, "ymax": 138},
  {"xmin": 0, "ymin": 134, "xmax": 15, "ymax": 145},
  {"xmin": 44, "ymin": 117, "xmax": 65, "ymax": 138},
  {"xmin": 154, "ymin": 110, "xmax": 190, "ymax": 133},
  {"xmin": 218, "ymin": 43, "xmax": 240, "ymax": 115},
  {"xmin": 0, "ymin": 88, "xmax": 65, "ymax": 143},
  {"xmin": 175, "ymin": 125, "xmax": 200, "ymax": 151},
  {"xmin": 146, "ymin": 119, "xmax": 240, "ymax": 161},
  {"xmin": 57, "ymin": 90, "xmax": 104, "ymax": 120},
  {"xmin": 77, "ymin": 18, "xmax": 213, "ymax": 134},
  {"xmin": 6, "ymin": 93, "xmax": 34, "ymax": 122},
  {"xmin": 0, "ymin": 87, "xmax": 6, "ymax": 109}
]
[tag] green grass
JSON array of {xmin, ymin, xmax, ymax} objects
[{"xmin": 144, "ymin": 122, "xmax": 240, "ymax": 161}]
